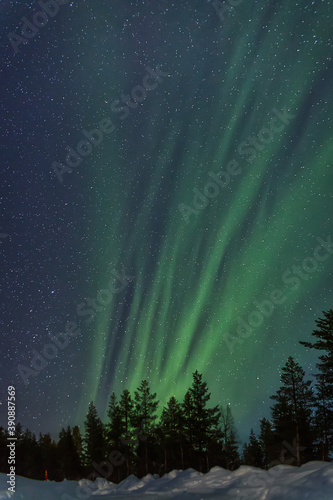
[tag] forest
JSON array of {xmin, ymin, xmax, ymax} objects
[{"xmin": 1, "ymin": 309, "xmax": 332, "ymax": 482}]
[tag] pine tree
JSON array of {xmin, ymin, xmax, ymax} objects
[
  {"xmin": 300, "ymin": 309, "xmax": 333, "ymax": 458},
  {"xmin": 160, "ymin": 396, "xmax": 184, "ymax": 471},
  {"xmin": 183, "ymin": 371, "xmax": 221, "ymax": 472},
  {"xmin": 133, "ymin": 380, "xmax": 159, "ymax": 475},
  {"xmin": 83, "ymin": 401, "xmax": 106, "ymax": 473},
  {"xmin": 270, "ymin": 357, "xmax": 315, "ymax": 466}
]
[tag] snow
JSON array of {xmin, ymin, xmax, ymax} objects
[{"xmin": 1, "ymin": 461, "xmax": 333, "ymax": 499}]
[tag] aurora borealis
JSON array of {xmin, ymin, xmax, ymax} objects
[{"xmin": 1, "ymin": 0, "xmax": 333, "ymax": 442}]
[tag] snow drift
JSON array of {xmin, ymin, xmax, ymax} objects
[{"xmin": 1, "ymin": 461, "xmax": 333, "ymax": 499}]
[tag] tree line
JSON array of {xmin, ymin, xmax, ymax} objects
[{"xmin": 0, "ymin": 309, "xmax": 332, "ymax": 481}]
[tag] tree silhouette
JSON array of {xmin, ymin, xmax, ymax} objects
[
  {"xmin": 300, "ymin": 309, "xmax": 333, "ymax": 459},
  {"xmin": 83, "ymin": 401, "xmax": 106, "ymax": 474},
  {"xmin": 220, "ymin": 405, "xmax": 240, "ymax": 470},
  {"xmin": 58, "ymin": 426, "xmax": 83, "ymax": 479},
  {"xmin": 133, "ymin": 380, "xmax": 159, "ymax": 475},
  {"xmin": 270, "ymin": 357, "xmax": 314, "ymax": 465},
  {"xmin": 183, "ymin": 370, "xmax": 221, "ymax": 471},
  {"xmin": 243, "ymin": 429, "xmax": 263, "ymax": 467},
  {"xmin": 160, "ymin": 396, "xmax": 184, "ymax": 471}
]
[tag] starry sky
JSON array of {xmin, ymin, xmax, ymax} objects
[{"xmin": 0, "ymin": 0, "xmax": 332, "ymax": 443}]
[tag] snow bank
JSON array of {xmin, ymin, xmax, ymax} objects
[{"xmin": 1, "ymin": 461, "xmax": 332, "ymax": 499}]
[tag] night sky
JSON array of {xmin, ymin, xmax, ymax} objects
[{"xmin": 1, "ymin": 0, "xmax": 332, "ymax": 444}]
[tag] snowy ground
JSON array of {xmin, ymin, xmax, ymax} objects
[{"xmin": 1, "ymin": 461, "xmax": 333, "ymax": 499}]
